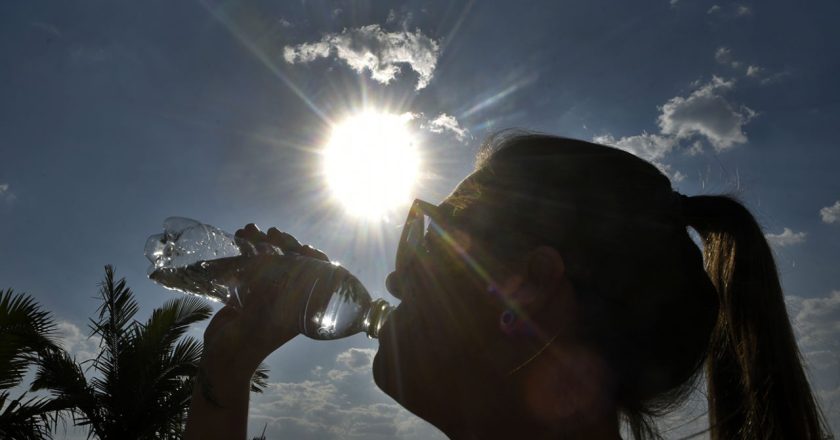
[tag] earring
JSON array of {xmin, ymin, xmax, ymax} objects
[{"xmin": 500, "ymin": 309, "xmax": 517, "ymax": 335}]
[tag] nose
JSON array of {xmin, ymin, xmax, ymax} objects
[{"xmin": 385, "ymin": 271, "xmax": 403, "ymax": 299}]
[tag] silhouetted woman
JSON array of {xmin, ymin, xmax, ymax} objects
[{"xmin": 185, "ymin": 134, "xmax": 831, "ymax": 439}]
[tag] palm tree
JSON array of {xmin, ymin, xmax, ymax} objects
[
  {"xmin": 32, "ymin": 265, "xmax": 268, "ymax": 439},
  {"xmin": 0, "ymin": 288, "xmax": 63, "ymax": 440}
]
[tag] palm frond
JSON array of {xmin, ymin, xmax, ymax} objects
[
  {"xmin": 20, "ymin": 265, "xmax": 251, "ymax": 438},
  {"xmin": 0, "ymin": 390, "xmax": 60, "ymax": 440},
  {"xmin": 251, "ymin": 364, "xmax": 270, "ymax": 393},
  {"xmin": 0, "ymin": 289, "xmax": 60, "ymax": 390},
  {"xmin": 30, "ymin": 349, "xmax": 100, "ymax": 436},
  {"xmin": 89, "ymin": 265, "xmax": 139, "ymax": 374},
  {"xmin": 142, "ymin": 296, "xmax": 212, "ymax": 352},
  {"xmin": 161, "ymin": 338, "xmax": 203, "ymax": 379},
  {"xmin": 0, "ymin": 289, "xmax": 66, "ymax": 439},
  {"xmin": 106, "ymin": 297, "xmax": 210, "ymax": 430}
]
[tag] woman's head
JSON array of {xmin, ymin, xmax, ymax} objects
[
  {"xmin": 479, "ymin": 134, "xmax": 720, "ymax": 393},
  {"xmin": 373, "ymin": 132, "xmax": 829, "ymax": 439}
]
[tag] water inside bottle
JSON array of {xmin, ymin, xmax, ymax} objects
[
  {"xmin": 149, "ymin": 254, "xmax": 392, "ymax": 339},
  {"xmin": 148, "ymin": 257, "xmax": 242, "ymax": 303}
]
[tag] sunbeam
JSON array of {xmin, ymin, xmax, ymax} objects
[{"xmin": 199, "ymin": 0, "xmax": 332, "ymax": 124}]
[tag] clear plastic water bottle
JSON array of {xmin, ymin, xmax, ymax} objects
[{"xmin": 144, "ymin": 217, "xmax": 393, "ymax": 340}]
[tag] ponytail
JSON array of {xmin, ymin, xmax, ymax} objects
[{"xmin": 683, "ymin": 195, "xmax": 829, "ymax": 439}]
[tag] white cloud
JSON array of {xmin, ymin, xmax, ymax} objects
[
  {"xmin": 595, "ymin": 77, "xmax": 755, "ymax": 180},
  {"xmin": 324, "ymin": 348, "xmax": 376, "ymax": 381},
  {"xmin": 56, "ymin": 321, "xmax": 101, "ymax": 363},
  {"xmin": 787, "ymin": 292, "xmax": 840, "ymax": 436},
  {"xmin": 423, "ymin": 113, "xmax": 469, "ymax": 141},
  {"xmin": 794, "ymin": 291, "xmax": 840, "ymax": 350},
  {"xmin": 593, "ymin": 133, "xmax": 676, "ymax": 162},
  {"xmin": 284, "ymin": 25, "xmax": 440, "ymax": 90},
  {"xmin": 335, "ymin": 348, "xmax": 376, "ymax": 372},
  {"xmin": 0, "ymin": 183, "xmax": 16, "ymax": 202},
  {"xmin": 707, "ymin": 4, "xmax": 754, "ymax": 19},
  {"xmin": 765, "ymin": 228, "xmax": 807, "ymax": 247},
  {"xmin": 768, "ymin": 294, "xmax": 840, "ymax": 434},
  {"xmin": 686, "ymin": 140, "xmax": 704, "ymax": 156},
  {"xmin": 820, "ymin": 201, "xmax": 840, "ymax": 224},
  {"xmin": 715, "ymin": 47, "xmax": 742, "ymax": 69},
  {"xmin": 283, "ymin": 42, "xmax": 330, "ymax": 64},
  {"xmin": 406, "ymin": 112, "xmax": 470, "ymax": 143},
  {"xmin": 593, "ymin": 133, "xmax": 684, "ymax": 182},
  {"xmin": 251, "ymin": 382, "xmax": 435, "ymax": 440},
  {"xmin": 759, "ymin": 70, "xmax": 791, "ymax": 85},
  {"xmin": 658, "ymin": 76, "xmax": 756, "ymax": 150},
  {"xmin": 250, "ymin": 347, "xmax": 444, "ymax": 439},
  {"xmin": 715, "ymin": 47, "xmax": 776, "ymax": 82}
]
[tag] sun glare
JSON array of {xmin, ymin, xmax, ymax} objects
[{"xmin": 322, "ymin": 111, "xmax": 420, "ymax": 219}]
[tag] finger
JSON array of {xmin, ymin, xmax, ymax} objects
[
  {"xmin": 234, "ymin": 233, "xmax": 258, "ymax": 256},
  {"xmin": 299, "ymin": 245, "xmax": 330, "ymax": 262},
  {"xmin": 267, "ymin": 228, "xmax": 303, "ymax": 252},
  {"xmin": 236, "ymin": 224, "xmax": 269, "ymax": 255},
  {"xmin": 245, "ymin": 223, "xmax": 261, "ymax": 233},
  {"xmin": 235, "ymin": 224, "xmax": 262, "ymax": 240}
]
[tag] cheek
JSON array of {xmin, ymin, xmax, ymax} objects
[
  {"xmin": 410, "ymin": 292, "xmax": 503, "ymax": 378},
  {"xmin": 381, "ymin": 258, "xmax": 507, "ymax": 373}
]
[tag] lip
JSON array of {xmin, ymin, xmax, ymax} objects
[{"xmin": 377, "ymin": 303, "xmax": 403, "ymax": 342}]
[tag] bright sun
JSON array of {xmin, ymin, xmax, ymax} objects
[{"xmin": 322, "ymin": 111, "xmax": 420, "ymax": 219}]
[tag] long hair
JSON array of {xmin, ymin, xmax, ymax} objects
[
  {"xmin": 460, "ymin": 131, "xmax": 830, "ymax": 439},
  {"xmin": 685, "ymin": 196, "xmax": 830, "ymax": 439}
]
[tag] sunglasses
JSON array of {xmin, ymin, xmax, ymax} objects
[{"xmin": 395, "ymin": 199, "xmax": 448, "ymax": 275}]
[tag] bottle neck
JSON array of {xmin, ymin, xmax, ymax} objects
[{"xmin": 364, "ymin": 298, "xmax": 394, "ymax": 339}]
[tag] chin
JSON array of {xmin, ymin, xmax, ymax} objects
[
  {"xmin": 372, "ymin": 347, "xmax": 424, "ymax": 412},
  {"xmin": 372, "ymin": 309, "xmax": 460, "ymax": 427}
]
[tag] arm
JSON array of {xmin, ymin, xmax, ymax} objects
[
  {"xmin": 184, "ymin": 291, "xmax": 298, "ymax": 440},
  {"xmin": 184, "ymin": 225, "xmax": 327, "ymax": 439},
  {"xmin": 184, "ymin": 348, "xmax": 255, "ymax": 440}
]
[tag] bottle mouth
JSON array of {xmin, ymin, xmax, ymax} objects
[
  {"xmin": 365, "ymin": 298, "xmax": 394, "ymax": 339},
  {"xmin": 144, "ymin": 233, "xmax": 167, "ymax": 275}
]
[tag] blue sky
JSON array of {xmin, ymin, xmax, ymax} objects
[{"xmin": 2, "ymin": 0, "xmax": 839, "ymax": 438}]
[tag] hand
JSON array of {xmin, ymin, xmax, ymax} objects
[
  {"xmin": 235, "ymin": 223, "xmax": 330, "ymax": 261},
  {"xmin": 200, "ymin": 224, "xmax": 331, "ymax": 376}
]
